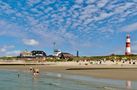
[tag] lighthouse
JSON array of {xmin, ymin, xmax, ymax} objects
[{"xmin": 125, "ymin": 34, "xmax": 131, "ymax": 55}]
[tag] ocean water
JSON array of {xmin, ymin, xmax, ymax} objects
[{"xmin": 0, "ymin": 70, "xmax": 137, "ymax": 90}]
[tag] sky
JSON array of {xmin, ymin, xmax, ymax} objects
[{"xmin": 0, "ymin": 0, "xmax": 137, "ymax": 56}]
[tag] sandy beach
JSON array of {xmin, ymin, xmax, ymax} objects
[{"xmin": 1, "ymin": 62, "xmax": 137, "ymax": 81}]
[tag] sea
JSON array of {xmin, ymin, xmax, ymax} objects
[{"xmin": 0, "ymin": 70, "xmax": 137, "ymax": 90}]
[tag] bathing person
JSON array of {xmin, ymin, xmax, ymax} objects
[
  {"xmin": 33, "ymin": 68, "xmax": 39, "ymax": 76},
  {"xmin": 18, "ymin": 73, "xmax": 20, "ymax": 78},
  {"xmin": 29, "ymin": 67, "xmax": 33, "ymax": 71}
]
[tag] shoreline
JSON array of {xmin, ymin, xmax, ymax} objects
[{"xmin": 0, "ymin": 64, "xmax": 137, "ymax": 81}]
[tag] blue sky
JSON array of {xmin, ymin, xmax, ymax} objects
[{"xmin": 1, "ymin": 0, "xmax": 137, "ymax": 56}]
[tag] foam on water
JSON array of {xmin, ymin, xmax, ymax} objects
[{"xmin": 0, "ymin": 70, "xmax": 137, "ymax": 90}]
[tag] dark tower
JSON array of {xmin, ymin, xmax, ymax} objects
[
  {"xmin": 53, "ymin": 42, "xmax": 56, "ymax": 55},
  {"xmin": 76, "ymin": 50, "xmax": 79, "ymax": 57}
]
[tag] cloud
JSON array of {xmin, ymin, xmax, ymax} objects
[
  {"xmin": 1, "ymin": 0, "xmax": 137, "ymax": 55},
  {"xmin": 75, "ymin": 0, "xmax": 84, "ymax": 4},
  {"xmin": 23, "ymin": 39, "xmax": 39, "ymax": 46},
  {"xmin": 0, "ymin": 20, "xmax": 28, "ymax": 38},
  {"xmin": 121, "ymin": 22, "xmax": 137, "ymax": 32},
  {"xmin": 0, "ymin": 45, "xmax": 15, "ymax": 52},
  {"xmin": 1, "ymin": 1, "xmax": 137, "ymax": 38},
  {"xmin": 97, "ymin": 0, "xmax": 109, "ymax": 8},
  {"xmin": 0, "ymin": 45, "xmax": 20, "ymax": 56},
  {"xmin": 5, "ymin": 50, "xmax": 21, "ymax": 56},
  {"xmin": 131, "ymin": 41, "xmax": 137, "ymax": 54},
  {"xmin": 0, "ymin": 48, "xmax": 6, "ymax": 52}
]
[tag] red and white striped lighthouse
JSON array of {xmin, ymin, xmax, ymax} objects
[{"xmin": 125, "ymin": 34, "xmax": 131, "ymax": 55}]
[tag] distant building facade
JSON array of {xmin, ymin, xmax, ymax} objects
[
  {"xmin": 19, "ymin": 49, "xmax": 73, "ymax": 60},
  {"xmin": 20, "ymin": 50, "xmax": 32, "ymax": 58},
  {"xmin": 31, "ymin": 50, "xmax": 47, "ymax": 57},
  {"xmin": 19, "ymin": 50, "xmax": 46, "ymax": 59},
  {"xmin": 58, "ymin": 52, "xmax": 74, "ymax": 59},
  {"xmin": 53, "ymin": 49, "xmax": 74, "ymax": 59},
  {"xmin": 54, "ymin": 49, "xmax": 61, "ymax": 56}
]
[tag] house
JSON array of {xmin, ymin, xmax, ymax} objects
[
  {"xmin": 31, "ymin": 50, "xmax": 47, "ymax": 57},
  {"xmin": 54, "ymin": 49, "xmax": 61, "ymax": 56},
  {"xmin": 19, "ymin": 50, "xmax": 47, "ymax": 59},
  {"xmin": 58, "ymin": 52, "xmax": 74, "ymax": 59},
  {"xmin": 20, "ymin": 50, "xmax": 32, "ymax": 58},
  {"xmin": 53, "ymin": 49, "xmax": 74, "ymax": 59}
]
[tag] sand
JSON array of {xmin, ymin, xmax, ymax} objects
[{"xmin": 1, "ymin": 64, "xmax": 137, "ymax": 81}]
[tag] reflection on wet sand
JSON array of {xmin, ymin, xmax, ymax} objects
[{"xmin": 126, "ymin": 80, "xmax": 131, "ymax": 89}]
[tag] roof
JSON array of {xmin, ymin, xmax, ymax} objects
[{"xmin": 58, "ymin": 52, "xmax": 73, "ymax": 58}]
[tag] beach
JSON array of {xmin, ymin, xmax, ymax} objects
[{"xmin": 1, "ymin": 62, "xmax": 137, "ymax": 81}]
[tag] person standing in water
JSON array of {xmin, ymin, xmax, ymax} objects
[
  {"xmin": 33, "ymin": 68, "xmax": 39, "ymax": 76},
  {"xmin": 18, "ymin": 73, "xmax": 20, "ymax": 78}
]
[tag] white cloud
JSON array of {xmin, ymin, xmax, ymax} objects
[
  {"xmin": 97, "ymin": 0, "xmax": 109, "ymax": 8},
  {"xmin": 1, "ymin": 0, "xmax": 137, "ymax": 56},
  {"xmin": 114, "ymin": 2, "xmax": 134, "ymax": 13},
  {"xmin": 121, "ymin": 22, "xmax": 137, "ymax": 32},
  {"xmin": 27, "ymin": 0, "xmax": 41, "ymax": 7},
  {"xmin": 85, "ymin": 0, "xmax": 96, "ymax": 4},
  {"xmin": 130, "ymin": 41, "xmax": 137, "ymax": 54},
  {"xmin": 0, "ymin": 45, "xmax": 15, "ymax": 53},
  {"xmin": 23, "ymin": 39, "xmax": 39, "ymax": 46},
  {"xmin": 0, "ymin": 20, "xmax": 28, "ymax": 38},
  {"xmin": 75, "ymin": 0, "xmax": 84, "ymax": 4},
  {"xmin": 0, "ymin": 45, "xmax": 19, "ymax": 56},
  {"xmin": 1, "ymin": 0, "xmax": 137, "ymax": 38},
  {"xmin": 5, "ymin": 50, "xmax": 21, "ymax": 56},
  {"xmin": 0, "ymin": 48, "xmax": 6, "ymax": 52}
]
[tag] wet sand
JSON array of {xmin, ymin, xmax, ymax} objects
[{"xmin": 0, "ymin": 64, "xmax": 137, "ymax": 80}]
